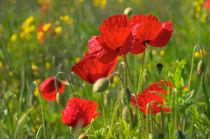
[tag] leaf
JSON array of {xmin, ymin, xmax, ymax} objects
[{"xmin": 174, "ymin": 59, "xmax": 186, "ymax": 89}]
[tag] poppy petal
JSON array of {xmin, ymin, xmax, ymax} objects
[
  {"xmin": 148, "ymin": 21, "xmax": 173, "ymax": 47},
  {"xmin": 72, "ymin": 56, "xmax": 117, "ymax": 84},
  {"xmin": 39, "ymin": 77, "xmax": 65, "ymax": 101},
  {"xmin": 130, "ymin": 81, "xmax": 172, "ymax": 114},
  {"xmin": 99, "ymin": 15, "xmax": 128, "ymax": 33},
  {"xmin": 61, "ymin": 97, "xmax": 100, "ymax": 128},
  {"xmin": 87, "ymin": 36, "xmax": 118, "ymax": 63},
  {"xmin": 130, "ymin": 40, "xmax": 146, "ymax": 54},
  {"xmin": 100, "ymin": 28, "xmax": 132, "ymax": 55}
]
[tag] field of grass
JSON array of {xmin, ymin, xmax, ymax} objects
[{"xmin": 0, "ymin": 0, "xmax": 209, "ymax": 138}]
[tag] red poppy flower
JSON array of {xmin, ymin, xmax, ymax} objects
[
  {"xmin": 95, "ymin": 15, "xmax": 132, "ymax": 63},
  {"xmin": 39, "ymin": 77, "xmax": 65, "ymax": 101},
  {"xmin": 204, "ymin": 0, "xmax": 210, "ymax": 9},
  {"xmin": 128, "ymin": 14, "xmax": 173, "ymax": 54},
  {"xmin": 61, "ymin": 97, "xmax": 100, "ymax": 129},
  {"xmin": 131, "ymin": 81, "xmax": 172, "ymax": 113},
  {"xmin": 72, "ymin": 54, "xmax": 118, "ymax": 84}
]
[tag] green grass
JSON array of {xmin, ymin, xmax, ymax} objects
[{"xmin": 0, "ymin": 0, "xmax": 209, "ymax": 138}]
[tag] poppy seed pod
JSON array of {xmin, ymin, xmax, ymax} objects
[
  {"xmin": 93, "ymin": 78, "xmax": 109, "ymax": 93},
  {"xmin": 56, "ymin": 92, "xmax": 66, "ymax": 108},
  {"xmin": 197, "ymin": 60, "xmax": 205, "ymax": 75},
  {"xmin": 78, "ymin": 133, "xmax": 88, "ymax": 139},
  {"xmin": 124, "ymin": 7, "xmax": 132, "ymax": 16}
]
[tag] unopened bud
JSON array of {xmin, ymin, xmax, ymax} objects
[
  {"xmin": 78, "ymin": 133, "xmax": 88, "ymax": 139},
  {"xmin": 124, "ymin": 7, "xmax": 132, "ymax": 16},
  {"xmin": 120, "ymin": 88, "xmax": 131, "ymax": 105},
  {"xmin": 156, "ymin": 63, "xmax": 163, "ymax": 74},
  {"xmin": 93, "ymin": 78, "xmax": 109, "ymax": 93},
  {"xmin": 197, "ymin": 60, "xmax": 205, "ymax": 75},
  {"xmin": 56, "ymin": 92, "xmax": 66, "ymax": 108}
]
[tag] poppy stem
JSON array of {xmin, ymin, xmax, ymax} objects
[
  {"xmin": 123, "ymin": 55, "xmax": 134, "ymax": 90},
  {"xmin": 188, "ymin": 44, "xmax": 198, "ymax": 91},
  {"xmin": 33, "ymin": 81, "xmax": 46, "ymax": 139},
  {"xmin": 137, "ymin": 52, "xmax": 145, "ymax": 93}
]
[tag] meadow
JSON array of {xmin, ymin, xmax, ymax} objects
[{"xmin": 0, "ymin": 0, "xmax": 209, "ymax": 138}]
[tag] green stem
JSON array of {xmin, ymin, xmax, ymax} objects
[
  {"xmin": 201, "ymin": 74, "xmax": 210, "ymax": 116},
  {"xmin": 188, "ymin": 44, "xmax": 198, "ymax": 91},
  {"xmin": 123, "ymin": 55, "xmax": 134, "ymax": 89},
  {"xmin": 137, "ymin": 52, "xmax": 145, "ymax": 93},
  {"xmin": 33, "ymin": 81, "xmax": 46, "ymax": 139}
]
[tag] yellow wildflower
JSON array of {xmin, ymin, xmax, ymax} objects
[
  {"xmin": 43, "ymin": 23, "xmax": 51, "ymax": 32},
  {"xmin": 0, "ymin": 61, "xmax": 2, "ymax": 68},
  {"xmin": 31, "ymin": 63, "xmax": 38, "ymax": 70},
  {"xmin": 55, "ymin": 26, "xmax": 62, "ymax": 33},
  {"xmin": 31, "ymin": 127, "xmax": 36, "ymax": 133},
  {"xmin": 37, "ymin": 31, "xmax": 44, "ymax": 40},
  {"xmin": 151, "ymin": 49, "xmax": 157, "ymax": 56},
  {"xmin": 9, "ymin": 71, "xmax": 13, "ymax": 77},
  {"xmin": 75, "ymin": 57, "xmax": 80, "ymax": 63},
  {"xmin": 45, "ymin": 62, "xmax": 51, "ymax": 70},
  {"xmin": 11, "ymin": 33, "xmax": 18, "ymax": 42},
  {"xmin": 34, "ymin": 88, "xmax": 39, "ymax": 97},
  {"xmin": 36, "ymin": 125, "xmax": 40, "ymax": 129},
  {"xmin": 28, "ymin": 25, "xmax": 36, "ymax": 32},
  {"xmin": 37, "ymin": 0, "xmax": 42, "ymax": 4},
  {"xmin": 93, "ymin": 0, "xmax": 106, "ymax": 8},
  {"xmin": 200, "ymin": 49, "xmax": 207, "ymax": 56},
  {"xmin": 160, "ymin": 50, "xmax": 165, "ymax": 56},
  {"xmin": 194, "ymin": 52, "xmax": 200, "ymax": 58},
  {"xmin": 36, "ymin": 117, "xmax": 40, "ymax": 122},
  {"xmin": 60, "ymin": 15, "xmax": 73, "ymax": 24},
  {"xmin": 22, "ymin": 97, "xmax": 25, "ymax": 103},
  {"xmin": 35, "ymin": 79, "xmax": 41, "ymax": 84}
]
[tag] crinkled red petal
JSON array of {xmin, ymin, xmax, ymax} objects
[
  {"xmin": 148, "ymin": 21, "xmax": 173, "ymax": 47},
  {"xmin": 100, "ymin": 28, "xmax": 132, "ymax": 55},
  {"xmin": 71, "ymin": 56, "xmax": 117, "ymax": 84},
  {"xmin": 61, "ymin": 97, "xmax": 100, "ymax": 128},
  {"xmin": 99, "ymin": 15, "xmax": 128, "ymax": 34},
  {"xmin": 131, "ymin": 81, "xmax": 172, "ymax": 114},
  {"xmin": 87, "ymin": 36, "xmax": 118, "ymax": 63}
]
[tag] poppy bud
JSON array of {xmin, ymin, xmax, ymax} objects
[
  {"xmin": 122, "ymin": 106, "xmax": 133, "ymax": 123},
  {"xmin": 78, "ymin": 133, "xmax": 88, "ymax": 139},
  {"xmin": 120, "ymin": 88, "xmax": 131, "ymax": 105},
  {"xmin": 124, "ymin": 7, "xmax": 132, "ymax": 16},
  {"xmin": 56, "ymin": 92, "xmax": 66, "ymax": 108},
  {"xmin": 93, "ymin": 78, "xmax": 109, "ymax": 93},
  {"xmin": 156, "ymin": 63, "xmax": 163, "ymax": 74},
  {"xmin": 197, "ymin": 60, "xmax": 205, "ymax": 75}
]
